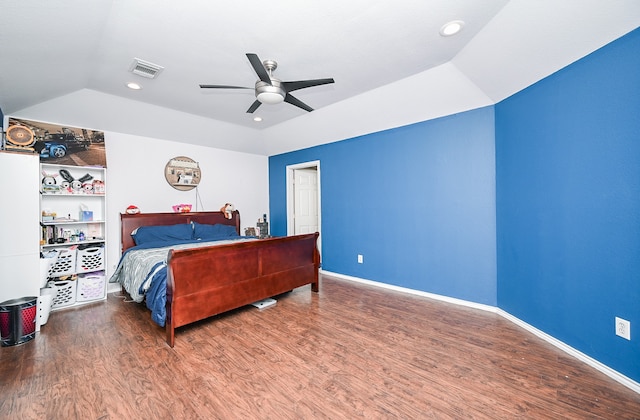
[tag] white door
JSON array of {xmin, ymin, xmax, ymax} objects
[
  {"xmin": 287, "ymin": 161, "xmax": 321, "ymax": 258},
  {"xmin": 293, "ymin": 168, "xmax": 318, "ymax": 234}
]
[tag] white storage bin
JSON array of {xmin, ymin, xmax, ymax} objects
[
  {"xmin": 76, "ymin": 246, "xmax": 105, "ymax": 273},
  {"xmin": 47, "ymin": 280, "xmax": 77, "ymax": 308},
  {"xmin": 49, "ymin": 247, "xmax": 77, "ymax": 277},
  {"xmin": 38, "ymin": 287, "xmax": 57, "ymax": 326},
  {"xmin": 76, "ymin": 272, "xmax": 106, "ymax": 302},
  {"xmin": 40, "ymin": 253, "xmax": 58, "ymax": 287}
]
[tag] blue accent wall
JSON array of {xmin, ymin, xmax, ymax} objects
[
  {"xmin": 270, "ymin": 27, "xmax": 640, "ymax": 384},
  {"xmin": 496, "ymin": 28, "xmax": 640, "ymax": 382},
  {"xmin": 270, "ymin": 107, "xmax": 497, "ymax": 305}
]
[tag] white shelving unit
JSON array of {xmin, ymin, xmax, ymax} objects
[{"xmin": 40, "ymin": 163, "xmax": 107, "ymax": 309}]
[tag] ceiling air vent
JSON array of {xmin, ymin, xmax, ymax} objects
[{"xmin": 129, "ymin": 58, "xmax": 164, "ymax": 79}]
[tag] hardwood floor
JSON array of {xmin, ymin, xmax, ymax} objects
[{"xmin": 1, "ymin": 275, "xmax": 639, "ymax": 419}]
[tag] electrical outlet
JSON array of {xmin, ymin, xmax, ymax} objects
[
  {"xmin": 615, "ymin": 317, "xmax": 631, "ymax": 340},
  {"xmin": 357, "ymin": 254, "xmax": 363, "ymax": 264}
]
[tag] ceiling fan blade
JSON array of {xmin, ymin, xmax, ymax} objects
[
  {"xmin": 246, "ymin": 100, "xmax": 262, "ymax": 113},
  {"xmin": 282, "ymin": 78, "xmax": 335, "ymax": 93},
  {"xmin": 246, "ymin": 53, "xmax": 272, "ymax": 85},
  {"xmin": 284, "ymin": 93, "xmax": 313, "ymax": 112},
  {"xmin": 200, "ymin": 84, "xmax": 252, "ymax": 89}
]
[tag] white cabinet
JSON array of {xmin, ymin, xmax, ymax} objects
[
  {"xmin": 40, "ymin": 163, "xmax": 107, "ymax": 308},
  {"xmin": 0, "ymin": 152, "xmax": 40, "ymax": 304}
]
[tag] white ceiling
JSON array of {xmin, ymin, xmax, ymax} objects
[{"xmin": 1, "ymin": 1, "xmax": 639, "ymax": 155}]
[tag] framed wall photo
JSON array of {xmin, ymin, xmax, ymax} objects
[
  {"xmin": 5, "ymin": 117, "xmax": 106, "ymax": 167},
  {"xmin": 165, "ymin": 156, "xmax": 201, "ymax": 191}
]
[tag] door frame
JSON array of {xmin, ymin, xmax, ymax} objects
[{"xmin": 286, "ymin": 160, "xmax": 321, "ymax": 257}]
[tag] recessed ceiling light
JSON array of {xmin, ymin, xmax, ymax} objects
[
  {"xmin": 126, "ymin": 82, "xmax": 142, "ymax": 90},
  {"xmin": 253, "ymin": 116, "xmax": 263, "ymax": 122},
  {"xmin": 440, "ymin": 20, "xmax": 464, "ymax": 37}
]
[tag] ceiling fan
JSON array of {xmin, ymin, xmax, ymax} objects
[{"xmin": 200, "ymin": 53, "xmax": 335, "ymax": 113}]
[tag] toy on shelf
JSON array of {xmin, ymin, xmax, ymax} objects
[
  {"xmin": 59, "ymin": 169, "xmax": 93, "ymax": 194},
  {"xmin": 82, "ymin": 181, "xmax": 93, "ymax": 194},
  {"xmin": 92, "ymin": 179, "xmax": 105, "ymax": 194},
  {"xmin": 41, "ymin": 170, "xmax": 61, "ymax": 193}
]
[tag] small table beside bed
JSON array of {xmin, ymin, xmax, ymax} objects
[{"xmin": 112, "ymin": 210, "xmax": 320, "ymax": 347}]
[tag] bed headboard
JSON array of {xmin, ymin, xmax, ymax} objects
[{"xmin": 120, "ymin": 210, "xmax": 241, "ymax": 252}]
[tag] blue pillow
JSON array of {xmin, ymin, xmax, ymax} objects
[
  {"xmin": 132, "ymin": 223, "xmax": 194, "ymax": 245},
  {"xmin": 192, "ymin": 222, "xmax": 238, "ymax": 241}
]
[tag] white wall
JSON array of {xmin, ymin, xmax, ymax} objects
[{"xmin": 103, "ymin": 131, "xmax": 268, "ymax": 279}]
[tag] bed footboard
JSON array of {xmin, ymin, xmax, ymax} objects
[{"xmin": 165, "ymin": 232, "xmax": 319, "ymax": 347}]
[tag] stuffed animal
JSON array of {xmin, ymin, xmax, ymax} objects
[
  {"xmin": 41, "ymin": 170, "xmax": 60, "ymax": 193},
  {"xmin": 59, "ymin": 169, "xmax": 93, "ymax": 194},
  {"xmin": 126, "ymin": 205, "xmax": 140, "ymax": 214},
  {"xmin": 172, "ymin": 204, "xmax": 192, "ymax": 213},
  {"xmin": 220, "ymin": 203, "xmax": 234, "ymax": 219},
  {"xmin": 59, "ymin": 178, "xmax": 70, "ymax": 191},
  {"xmin": 92, "ymin": 179, "xmax": 105, "ymax": 194}
]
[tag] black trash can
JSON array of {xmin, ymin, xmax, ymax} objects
[{"xmin": 0, "ymin": 297, "xmax": 38, "ymax": 346}]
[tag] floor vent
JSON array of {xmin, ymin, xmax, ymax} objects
[{"xmin": 129, "ymin": 58, "xmax": 164, "ymax": 79}]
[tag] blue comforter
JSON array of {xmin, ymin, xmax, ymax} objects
[
  {"xmin": 110, "ymin": 237, "xmax": 254, "ymax": 327},
  {"xmin": 143, "ymin": 260, "xmax": 168, "ymax": 326}
]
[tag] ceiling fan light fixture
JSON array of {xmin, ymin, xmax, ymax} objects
[
  {"xmin": 440, "ymin": 20, "xmax": 464, "ymax": 37},
  {"xmin": 257, "ymin": 91, "xmax": 285, "ymax": 104},
  {"xmin": 256, "ymin": 80, "xmax": 285, "ymax": 104}
]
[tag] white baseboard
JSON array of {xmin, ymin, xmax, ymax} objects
[
  {"xmin": 107, "ymin": 281, "xmax": 121, "ymax": 294},
  {"xmin": 320, "ymin": 269, "xmax": 640, "ymax": 395},
  {"xmin": 322, "ymin": 270, "xmax": 497, "ymax": 313},
  {"xmin": 498, "ymin": 309, "xmax": 640, "ymax": 394}
]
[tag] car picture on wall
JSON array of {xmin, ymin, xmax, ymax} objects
[
  {"xmin": 4, "ymin": 117, "xmax": 106, "ymax": 167},
  {"xmin": 39, "ymin": 132, "xmax": 91, "ymax": 158}
]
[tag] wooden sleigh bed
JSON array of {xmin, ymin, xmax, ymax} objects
[{"xmin": 118, "ymin": 211, "xmax": 320, "ymax": 347}]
